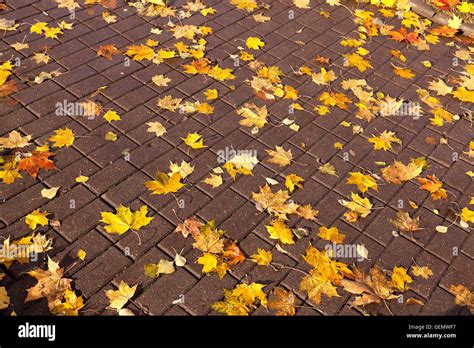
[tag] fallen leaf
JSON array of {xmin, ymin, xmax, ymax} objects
[
  {"xmin": 100, "ymin": 205, "xmax": 154, "ymax": 235},
  {"xmin": 106, "ymin": 281, "xmax": 137, "ymax": 312},
  {"xmin": 268, "ymin": 287, "xmax": 296, "ymax": 316},
  {"xmin": 41, "ymin": 187, "xmax": 60, "ymax": 199},
  {"xmin": 25, "ymin": 209, "xmax": 49, "ymax": 230}
]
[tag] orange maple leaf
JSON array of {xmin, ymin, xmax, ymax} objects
[
  {"xmin": 417, "ymin": 175, "xmax": 448, "ymax": 201},
  {"xmin": 431, "ymin": 26, "xmax": 458, "ymax": 37},
  {"xmin": 183, "ymin": 58, "xmax": 212, "ymax": 75},
  {"xmin": 389, "ymin": 28, "xmax": 419, "ymax": 44},
  {"xmin": 18, "ymin": 151, "xmax": 57, "ymax": 178},
  {"xmin": 222, "ymin": 241, "xmax": 246, "ymax": 265},
  {"xmin": 431, "ymin": 0, "xmax": 460, "ymax": 10},
  {"xmin": 97, "ymin": 44, "xmax": 121, "ymax": 60}
]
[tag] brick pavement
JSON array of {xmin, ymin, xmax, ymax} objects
[{"xmin": 0, "ymin": 0, "xmax": 473, "ymax": 316}]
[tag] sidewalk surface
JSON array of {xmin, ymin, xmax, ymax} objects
[{"xmin": 0, "ymin": 0, "xmax": 473, "ymax": 316}]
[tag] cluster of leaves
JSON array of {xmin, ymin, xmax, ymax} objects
[
  {"xmin": 1, "ymin": 0, "xmax": 473, "ymax": 316},
  {"xmin": 211, "ymin": 282, "xmax": 267, "ymax": 315},
  {"xmin": 175, "ymin": 217, "xmax": 246, "ymax": 278},
  {"xmin": 0, "ymin": 130, "xmax": 72, "ymax": 184},
  {"xmin": 26, "ymin": 257, "xmax": 84, "ymax": 315}
]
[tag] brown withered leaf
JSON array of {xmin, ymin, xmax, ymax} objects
[
  {"xmin": 389, "ymin": 211, "xmax": 422, "ymax": 233},
  {"xmin": 25, "ymin": 257, "xmax": 73, "ymax": 311},
  {"xmin": 175, "ymin": 217, "xmax": 204, "ymax": 238},
  {"xmin": 449, "ymin": 285, "xmax": 473, "ymax": 313},
  {"xmin": 97, "ymin": 44, "xmax": 121, "ymax": 60},
  {"xmin": 268, "ymin": 287, "xmax": 296, "ymax": 316},
  {"xmin": 313, "ymin": 55, "xmax": 330, "ymax": 65}
]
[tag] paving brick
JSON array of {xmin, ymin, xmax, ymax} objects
[
  {"xmin": 421, "ymin": 286, "xmax": 461, "ymax": 315},
  {"xmin": 116, "ymin": 212, "xmax": 174, "ymax": 260},
  {"xmin": 197, "ymin": 188, "xmax": 246, "ymax": 224},
  {"xmin": 379, "ymin": 236, "xmax": 422, "ymax": 270},
  {"xmin": 74, "ymin": 246, "xmax": 132, "ymax": 297},
  {"xmin": 55, "ymin": 199, "xmax": 111, "ymax": 242},
  {"xmin": 102, "ymin": 171, "xmax": 149, "ymax": 207},
  {"xmin": 136, "ymin": 268, "xmax": 197, "ymax": 315},
  {"xmin": 183, "ymin": 273, "xmax": 238, "ymax": 315},
  {"xmin": 113, "ymin": 246, "xmax": 168, "ymax": 290}
]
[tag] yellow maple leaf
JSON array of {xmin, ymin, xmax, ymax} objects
[
  {"xmin": 30, "ymin": 22, "xmax": 48, "ymax": 34},
  {"xmin": 0, "ymin": 160, "xmax": 22, "ymax": 185},
  {"xmin": 293, "ymin": 0, "xmax": 311, "ymax": 8},
  {"xmin": 51, "ymin": 289, "xmax": 84, "ymax": 316},
  {"xmin": 460, "ymin": 207, "xmax": 474, "ymax": 223},
  {"xmin": 155, "ymin": 49, "xmax": 176, "ymax": 61},
  {"xmin": 284, "ymin": 174, "xmax": 304, "ymax": 192},
  {"xmin": 100, "ymin": 205, "xmax": 154, "ymax": 235},
  {"xmin": 246, "ymin": 37, "xmax": 265, "ymax": 50},
  {"xmin": 25, "ymin": 209, "xmax": 49, "ymax": 230},
  {"xmin": 240, "ymin": 51, "xmax": 254, "ymax": 61},
  {"xmin": 381, "ymin": 158, "xmax": 425, "ymax": 184},
  {"xmin": 152, "ymin": 74, "xmax": 171, "ymax": 87},
  {"xmin": 346, "ymin": 172, "xmax": 378, "ymax": 193},
  {"xmin": 368, "ymin": 130, "xmax": 402, "ymax": 151},
  {"xmin": 212, "ymin": 282, "xmax": 266, "ymax": 315},
  {"xmin": 43, "ymin": 27, "xmax": 63, "ymax": 39},
  {"xmin": 311, "ymin": 68, "xmax": 336, "ymax": 85},
  {"xmin": 192, "ymin": 221, "xmax": 225, "ymax": 254},
  {"xmin": 237, "ymin": 103, "xmax": 268, "ymax": 131},
  {"xmin": 314, "ymin": 105, "xmax": 330, "ymax": 115},
  {"xmin": 229, "ymin": 0, "xmax": 257, "ymax": 12},
  {"xmin": 391, "ymin": 266, "xmax": 413, "ymax": 291},
  {"xmin": 182, "ymin": 132, "xmax": 207, "ymax": 149},
  {"xmin": 157, "ymin": 95, "xmax": 182, "ymax": 111},
  {"xmin": 319, "ymin": 162, "xmax": 338, "ymax": 176},
  {"xmin": 208, "ymin": 66, "xmax": 235, "ymax": 81},
  {"xmin": 448, "ymin": 14, "xmax": 462, "ymax": 29},
  {"xmin": 106, "ymin": 281, "xmax": 137, "ymax": 312},
  {"xmin": 319, "ymin": 91, "xmax": 352, "ymax": 109},
  {"xmin": 103, "ymin": 110, "xmax": 121, "ymax": 123},
  {"xmin": 251, "ymin": 248, "xmax": 272, "ymax": 266},
  {"xmin": 318, "ymin": 226, "xmax": 345, "ymax": 244},
  {"xmin": 126, "ymin": 45, "xmax": 155, "ymax": 61},
  {"xmin": 169, "ymin": 160, "xmax": 194, "ymax": 179},
  {"xmin": 145, "ymin": 171, "xmax": 185, "ymax": 195},
  {"xmin": 300, "ymin": 269, "xmax": 340, "ymax": 305},
  {"xmin": 197, "ymin": 253, "xmax": 218, "ymax": 273},
  {"xmin": 428, "ymin": 79, "xmax": 452, "ymax": 96},
  {"xmin": 344, "ymin": 52, "xmax": 372, "ymax": 72},
  {"xmin": 265, "ymin": 220, "xmax": 295, "ymax": 244},
  {"xmin": 266, "ymin": 146, "xmax": 293, "ymax": 167},
  {"xmin": 203, "ymin": 173, "xmax": 223, "ymax": 188},
  {"xmin": 393, "ymin": 66, "xmax": 415, "ymax": 79},
  {"xmin": 340, "ymin": 192, "xmax": 372, "ymax": 221},
  {"xmin": 48, "ymin": 128, "xmax": 75, "ymax": 148},
  {"xmin": 204, "ymin": 89, "xmax": 218, "ymax": 100},
  {"xmin": 195, "ymin": 102, "xmax": 214, "ymax": 114},
  {"xmin": 411, "ymin": 265, "xmax": 433, "ymax": 279},
  {"xmin": 451, "ymin": 87, "xmax": 474, "ymax": 103}
]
